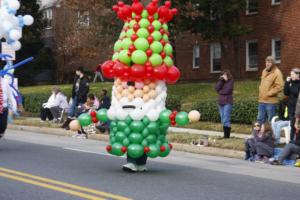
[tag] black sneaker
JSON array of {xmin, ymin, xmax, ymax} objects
[{"xmin": 270, "ymin": 160, "xmax": 283, "ymax": 165}]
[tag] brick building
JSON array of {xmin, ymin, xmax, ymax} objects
[{"xmin": 176, "ymin": 0, "xmax": 300, "ymax": 81}]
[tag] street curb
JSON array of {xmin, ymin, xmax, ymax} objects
[{"xmin": 7, "ymin": 125, "xmax": 244, "ymax": 159}]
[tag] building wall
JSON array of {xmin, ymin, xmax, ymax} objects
[{"xmin": 176, "ymin": 0, "xmax": 300, "ymax": 81}]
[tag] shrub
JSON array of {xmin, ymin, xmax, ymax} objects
[
  {"xmin": 166, "ymin": 95, "xmax": 182, "ymax": 111},
  {"xmin": 23, "ymin": 93, "xmax": 49, "ymax": 113},
  {"xmin": 192, "ymin": 100, "xmax": 258, "ymax": 124}
]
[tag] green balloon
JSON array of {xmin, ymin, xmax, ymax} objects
[
  {"xmin": 162, "ymin": 24, "xmax": 169, "ymax": 31},
  {"xmin": 122, "ymin": 38, "xmax": 133, "ymax": 50},
  {"xmin": 150, "ymin": 41, "xmax": 163, "ymax": 54},
  {"xmin": 78, "ymin": 113, "xmax": 92, "ymax": 127},
  {"xmin": 163, "ymin": 34, "xmax": 169, "ymax": 42},
  {"xmin": 129, "ymin": 133, "xmax": 143, "ymax": 144},
  {"xmin": 132, "ymin": 50, "xmax": 147, "ymax": 65},
  {"xmin": 159, "ymin": 123, "xmax": 170, "ymax": 134},
  {"xmin": 154, "ymin": 13, "xmax": 159, "ymax": 20},
  {"xmin": 123, "ymin": 138, "xmax": 130, "ymax": 147},
  {"xmin": 130, "ymin": 121, "xmax": 145, "ymax": 132},
  {"xmin": 147, "ymin": 144, "xmax": 160, "ymax": 158},
  {"xmin": 175, "ymin": 111, "xmax": 189, "ymax": 126},
  {"xmin": 96, "ymin": 109, "xmax": 108, "ymax": 122},
  {"xmin": 124, "ymin": 127, "xmax": 131, "ymax": 136},
  {"xmin": 159, "ymin": 143, "xmax": 171, "ymax": 157},
  {"xmin": 112, "ymin": 127, "xmax": 118, "ymax": 133},
  {"xmin": 148, "ymin": 122, "xmax": 159, "ymax": 134},
  {"xmin": 134, "ymin": 38, "xmax": 149, "ymax": 51},
  {"xmin": 110, "ymin": 136, "xmax": 116, "ymax": 144},
  {"xmin": 129, "ymin": 20, "xmax": 137, "ymax": 28},
  {"xmin": 156, "ymin": 140, "xmax": 162, "ymax": 147},
  {"xmin": 127, "ymin": 144, "xmax": 144, "ymax": 158},
  {"xmin": 142, "ymin": 128, "xmax": 150, "ymax": 138},
  {"xmin": 151, "ymin": 31, "xmax": 162, "ymax": 41},
  {"xmin": 164, "ymin": 44, "xmax": 173, "ymax": 56},
  {"xmin": 139, "ymin": 19, "xmax": 150, "ymax": 28},
  {"xmin": 118, "ymin": 50, "xmax": 131, "ymax": 65},
  {"xmin": 149, "ymin": 54, "xmax": 163, "ymax": 67},
  {"xmin": 117, "ymin": 121, "xmax": 128, "ymax": 131},
  {"xmin": 132, "ymin": 13, "xmax": 136, "ymax": 18},
  {"xmin": 114, "ymin": 40, "xmax": 122, "ymax": 52},
  {"xmin": 112, "ymin": 143, "xmax": 124, "ymax": 156},
  {"xmin": 120, "ymin": 31, "xmax": 126, "ymax": 38},
  {"xmin": 158, "ymin": 135, "xmax": 166, "ymax": 142},
  {"xmin": 159, "ymin": 109, "xmax": 172, "ymax": 124},
  {"xmin": 164, "ymin": 56, "xmax": 174, "ymax": 67},
  {"xmin": 111, "ymin": 121, "xmax": 117, "ymax": 128},
  {"xmin": 141, "ymin": 10, "xmax": 149, "ymax": 18},
  {"xmin": 116, "ymin": 132, "xmax": 126, "ymax": 143},
  {"xmin": 142, "ymin": 117, "xmax": 150, "ymax": 126},
  {"xmin": 125, "ymin": 116, "xmax": 132, "ymax": 125},
  {"xmin": 152, "ymin": 20, "xmax": 161, "ymax": 30},
  {"xmin": 146, "ymin": 135, "xmax": 157, "ymax": 144},
  {"xmin": 112, "ymin": 53, "xmax": 119, "ymax": 61},
  {"xmin": 137, "ymin": 28, "xmax": 149, "ymax": 38},
  {"xmin": 141, "ymin": 139, "xmax": 148, "ymax": 147},
  {"xmin": 126, "ymin": 29, "xmax": 135, "ymax": 38}
]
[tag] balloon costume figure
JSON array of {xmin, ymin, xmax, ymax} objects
[
  {"xmin": 0, "ymin": 0, "xmax": 34, "ymax": 139},
  {"xmin": 71, "ymin": 0, "xmax": 200, "ymax": 172}
]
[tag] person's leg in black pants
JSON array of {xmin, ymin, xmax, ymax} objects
[
  {"xmin": 40, "ymin": 107, "xmax": 53, "ymax": 121},
  {"xmin": 123, "ymin": 154, "xmax": 148, "ymax": 172},
  {"xmin": 290, "ymin": 115, "xmax": 296, "ymax": 142},
  {"xmin": 0, "ymin": 108, "xmax": 8, "ymax": 138}
]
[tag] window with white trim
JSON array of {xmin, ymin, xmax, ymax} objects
[
  {"xmin": 246, "ymin": 40, "xmax": 258, "ymax": 71},
  {"xmin": 246, "ymin": 0, "xmax": 258, "ymax": 15},
  {"xmin": 43, "ymin": 8, "xmax": 53, "ymax": 29},
  {"xmin": 272, "ymin": 38, "xmax": 281, "ymax": 63},
  {"xmin": 77, "ymin": 11, "xmax": 90, "ymax": 27},
  {"xmin": 193, "ymin": 45, "xmax": 200, "ymax": 69},
  {"xmin": 210, "ymin": 43, "xmax": 221, "ymax": 73},
  {"xmin": 272, "ymin": 0, "xmax": 281, "ymax": 5}
]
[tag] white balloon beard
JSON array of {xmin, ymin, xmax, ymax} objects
[{"xmin": 108, "ymin": 81, "xmax": 167, "ymax": 122}]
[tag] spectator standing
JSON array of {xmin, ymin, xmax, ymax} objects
[
  {"xmin": 61, "ymin": 67, "xmax": 89, "ymax": 129},
  {"xmin": 215, "ymin": 69, "xmax": 234, "ymax": 138},
  {"xmin": 284, "ymin": 68, "xmax": 300, "ymax": 142},
  {"xmin": 271, "ymin": 97, "xmax": 289, "ymax": 144},
  {"xmin": 0, "ymin": 77, "xmax": 17, "ymax": 138},
  {"xmin": 93, "ymin": 64, "xmax": 104, "ymax": 83},
  {"xmin": 257, "ymin": 56, "xmax": 284, "ymax": 124}
]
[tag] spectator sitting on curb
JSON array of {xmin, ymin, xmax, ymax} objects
[
  {"xmin": 245, "ymin": 122, "xmax": 275, "ymax": 163},
  {"xmin": 40, "ymin": 86, "xmax": 69, "ymax": 123},
  {"xmin": 96, "ymin": 89, "xmax": 111, "ymax": 133}
]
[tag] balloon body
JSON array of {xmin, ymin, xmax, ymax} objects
[
  {"xmin": 69, "ymin": 120, "xmax": 81, "ymax": 131},
  {"xmin": 175, "ymin": 112, "xmax": 189, "ymax": 126},
  {"xmin": 188, "ymin": 110, "xmax": 201, "ymax": 122},
  {"xmin": 78, "ymin": 113, "xmax": 92, "ymax": 127}
]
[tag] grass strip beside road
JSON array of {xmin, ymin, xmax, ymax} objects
[{"xmin": 0, "ymin": 167, "xmax": 131, "ymax": 200}]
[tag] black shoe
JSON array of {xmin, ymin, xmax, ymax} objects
[{"xmin": 270, "ymin": 160, "xmax": 283, "ymax": 165}]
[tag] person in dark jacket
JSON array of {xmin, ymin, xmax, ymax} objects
[
  {"xmin": 99, "ymin": 89, "xmax": 111, "ymax": 109},
  {"xmin": 61, "ymin": 67, "xmax": 89, "ymax": 129},
  {"xmin": 215, "ymin": 69, "xmax": 234, "ymax": 138},
  {"xmin": 284, "ymin": 68, "xmax": 300, "ymax": 142}
]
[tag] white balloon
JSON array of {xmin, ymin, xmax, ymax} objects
[
  {"xmin": 23, "ymin": 15, "xmax": 34, "ymax": 26},
  {"xmin": 107, "ymin": 109, "xmax": 116, "ymax": 120},
  {"xmin": 9, "ymin": 29, "xmax": 22, "ymax": 40},
  {"xmin": 11, "ymin": 41, "xmax": 21, "ymax": 51},
  {"xmin": 8, "ymin": 0, "xmax": 20, "ymax": 11},
  {"xmin": 117, "ymin": 108, "xmax": 128, "ymax": 120},
  {"xmin": 130, "ymin": 109, "xmax": 144, "ymax": 121},
  {"xmin": 3, "ymin": 21, "xmax": 13, "ymax": 31},
  {"xmin": 147, "ymin": 109, "xmax": 159, "ymax": 121}
]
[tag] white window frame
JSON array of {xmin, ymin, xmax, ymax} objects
[
  {"xmin": 43, "ymin": 8, "xmax": 53, "ymax": 29},
  {"xmin": 193, "ymin": 45, "xmax": 200, "ymax": 69},
  {"xmin": 272, "ymin": 38, "xmax": 281, "ymax": 64},
  {"xmin": 77, "ymin": 11, "xmax": 90, "ymax": 27},
  {"xmin": 272, "ymin": 0, "xmax": 281, "ymax": 6},
  {"xmin": 246, "ymin": 0, "xmax": 258, "ymax": 15},
  {"xmin": 210, "ymin": 43, "xmax": 221, "ymax": 73},
  {"xmin": 246, "ymin": 40, "xmax": 258, "ymax": 71}
]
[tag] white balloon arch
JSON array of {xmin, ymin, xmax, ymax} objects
[{"xmin": 0, "ymin": 0, "xmax": 34, "ymax": 51}]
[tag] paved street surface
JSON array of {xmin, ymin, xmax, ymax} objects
[{"xmin": 1, "ymin": 130, "xmax": 300, "ymax": 200}]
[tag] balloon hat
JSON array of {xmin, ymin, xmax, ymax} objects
[{"xmin": 102, "ymin": 0, "xmax": 180, "ymax": 84}]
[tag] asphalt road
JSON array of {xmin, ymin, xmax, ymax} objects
[{"xmin": 0, "ymin": 129, "xmax": 299, "ymax": 200}]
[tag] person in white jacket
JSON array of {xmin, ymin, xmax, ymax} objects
[
  {"xmin": 0, "ymin": 77, "xmax": 17, "ymax": 138},
  {"xmin": 40, "ymin": 86, "xmax": 69, "ymax": 122}
]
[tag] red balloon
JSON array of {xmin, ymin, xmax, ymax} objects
[
  {"xmin": 135, "ymin": 15, "xmax": 142, "ymax": 22},
  {"xmin": 153, "ymin": 65, "xmax": 167, "ymax": 80},
  {"xmin": 123, "ymin": 5, "xmax": 132, "ymax": 20},
  {"xmin": 132, "ymin": 0, "xmax": 144, "ymax": 15},
  {"xmin": 165, "ymin": 10, "xmax": 174, "ymax": 22},
  {"xmin": 146, "ymin": 2, "xmax": 158, "ymax": 16},
  {"xmin": 160, "ymin": 39, "xmax": 166, "ymax": 46},
  {"xmin": 131, "ymin": 34, "xmax": 138, "ymax": 41},
  {"xmin": 113, "ymin": 62, "xmax": 125, "ymax": 77},
  {"xmin": 121, "ymin": 146, "xmax": 127, "ymax": 153},
  {"xmin": 160, "ymin": 146, "xmax": 166, "ymax": 152},
  {"xmin": 106, "ymin": 145, "xmax": 112, "ymax": 152},
  {"xmin": 102, "ymin": 60, "xmax": 115, "ymax": 79},
  {"xmin": 131, "ymin": 64, "xmax": 146, "ymax": 79},
  {"xmin": 147, "ymin": 36, "xmax": 154, "ymax": 44},
  {"xmin": 145, "ymin": 61, "xmax": 152, "ymax": 68},
  {"xmin": 169, "ymin": 143, "xmax": 173, "ymax": 149},
  {"xmin": 92, "ymin": 117, "xmax": 98, "ymax": 123},
  {"xmin": 171, "ymin": 121, "xmax": 176, "ymax": 126},
  {"xmin": 146, "ymin": 49, "xmax": 153, "ymax": 57},
  {"xmin": 133, "ymin": 24, "xmax": 140, "ymax": 32},
  {"xmin": 160, "ymin": 52, "xmax": 166, "ymax": 59},
  {"xmin": 148, "ymin": 16, "xmax": 154, "ymax": 23},
  {"xmin": 169, "ymin": 113, "xmax": 176, "ymax": 120},
  {"xmin": 129, "ymin": 45, "xmax": 136, "ymax": 53},
  {"xmin": 118, "ymin": 1, "xmax": 125, "ymax": 7},
  {"xmin": 172, "ymin": 8, "xmax": 178, "ymax": 15},
  {"xmin": 90, "ymin": 111, "xmax": 97, "ymax": 118},
  {"xmin": 158, "ymin": 6, "xmax": 169, "ymax": 20},
  {"xmin": 166, "ymin": 66, "xmax": 181, "ymax": 84},
  {"xmin": 112, "ymin": 5, "xmax": 119, "ymax": 12},
  {"xmin": 165, "ymin": 1, "xmax": 171, "ymax": 8},
  {"xmin": 148, "ymin": 25, "xmax": 155, "ymax": 33},
  {"xmin": 144, "ymin": 146, "xmax": 150, "ymax": 153}
]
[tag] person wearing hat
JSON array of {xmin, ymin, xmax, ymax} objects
[
  {"xmin": 284, "ymin": 68, "xmax": 300, "ymax": 142},
  {"xmin": 0, "ymin": 76, "xmax": 17, "ymax": 138}
]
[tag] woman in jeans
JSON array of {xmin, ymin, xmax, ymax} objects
[{"xmin": 215, "ymin": 70, "xmax": 234, "ymax": 138}]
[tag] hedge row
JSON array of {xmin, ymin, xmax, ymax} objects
[
  {"xmin": 192, "ymin": 100, "xmax": 259, "ymax": 124},
  {"xmin": 22, "ymin": 93, "xmax": 182, "ymax": 114}
]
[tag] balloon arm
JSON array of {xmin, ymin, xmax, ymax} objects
[{"xmin": 0, "ymin": 57, "xmax": 34, "ymax": 76}]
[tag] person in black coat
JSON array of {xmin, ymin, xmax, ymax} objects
[
  {"xmin": 61, "ymin": 67, "xmax": 89, "ymax": 129},
  {"xmin": 284, "ymin": 68, "xmax": 300, "ymax": 142}
]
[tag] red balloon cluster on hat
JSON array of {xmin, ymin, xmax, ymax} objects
[{"xmin": 102, "ymin": 60, "xmax": 180, "ymax": 84}]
